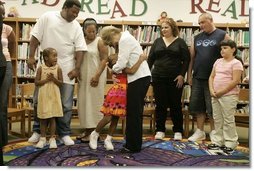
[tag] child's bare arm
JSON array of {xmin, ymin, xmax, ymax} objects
[
  {"xmin": 34, "ymin": 66, "xmax": 49, "ymax": 86},
  {"xmin": 124, "ymin": 53, "xmax": 147, "ymax": 74},
  {"xmin": 208, "ymin": 68, "xmax": 216, "ymax": 97},
  {"xmin": 108, "ymin": 53, "xmax": 118, "ymax": 69}
]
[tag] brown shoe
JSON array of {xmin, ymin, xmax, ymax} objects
[
  {"xmin": 81, "ymin": 135, "xmax": 101, "ymax": 143},
  {"xmin": 76, "ymin": 132, "xmax": 86, "ymax": 140},
  {"xmin": 80, "ymin": 135, "xmax": 90, "ymax": 143}
]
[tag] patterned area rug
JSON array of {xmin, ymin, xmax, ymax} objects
[{"xmin": 3, "ymin": 137, "xmax": 249, "ymax": 166}]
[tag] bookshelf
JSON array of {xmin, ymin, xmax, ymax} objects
[
  {"xmin": 3, "ymin": 17, "xmax": 249, "ymax": 108},
  {"xmin": 3, "ymin": 18, "xmax": 38, "ymax": 108}
]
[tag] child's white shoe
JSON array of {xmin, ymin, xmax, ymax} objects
[
  {"xmin": 35, "ymin": 137, "xmax": 47, "ymax": 148},
  {"xmin": 49, "ymin": 137, "xmax": 57, "ymax": 149},
  {"xmin": 28, "ymin": 132, "xmax": 41, "ymax": 143},
  {"xmin": 155, "ymin": 131, "xmax": 165, "ymax": 140},
  {"xmin": 174, "ymin": 132, "xmax": 182, "ymax": 141},
  {"xmin": 104, "ymin": 135, "xmax": 114, "ymax": 151},
  {"xmin": 89, "ymin": 131, "xmax": 99, "ymax": 150}
]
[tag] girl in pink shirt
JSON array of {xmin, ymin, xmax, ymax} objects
[{"xmin": 208, "ymin": 39, "xmax": 243, "ymax": 153}]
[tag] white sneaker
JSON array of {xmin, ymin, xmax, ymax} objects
[
  {"xmin": 174, "ymin": 132, "xmax": 182, "ymax": 141},
  {"xmin": 225, "ymin": 141, "xmax": 239, "ymax": 150},
  {"xmin": 49, "ymin": 138, "xmax": 57, "ymax": 149},
  {"xmin": 188, "ymin": 129, "xmax": 206, "ymax": 142},
  {"xmin": 61, "ymin": 135, "xmax": 75, "ymax": 146},
  {"xmin": 35, "ymin": 137, "xmax": 47, "ymax": 148},
  {"xmin": 28, "ymin": 132, "xmax": 41, "ymax": 143},
  {"xmin": 89, "ymin": 131, "xmax": 99, "ymax": 150},
  {"xmin": 209, "ymin": 130, "xmax": 216, "ymax": 140},
  {"xmin": 155, "ymin": 131, "xmax": 165, "ymax": 140},
  {"xmin": 104, "ymin": 135, "xmax": 114, "ymax": 151}
]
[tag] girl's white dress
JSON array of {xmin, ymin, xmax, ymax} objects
[{"xmin": 37, "ymin": 64, "xmax": 63, "ymax": 119}]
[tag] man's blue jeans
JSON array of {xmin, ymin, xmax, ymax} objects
[{"xmin": 0, "ymin": 62, "xmax": 12, "ymax": 146}]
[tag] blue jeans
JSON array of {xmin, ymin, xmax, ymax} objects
[
  {"xmin": 32, "ymin": 86, "xmax": 40, "ymax": 133},
  {"xmin": 0, "ymin": 62, "xmax": 12, "ymax": 146},
  {"xmin": 32, "ymin": 83, "xmax": 74, "ymax": 137}
]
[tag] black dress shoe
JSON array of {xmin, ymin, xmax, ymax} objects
[
  {"xmin": 120, "ymin": 147, "xmax": 132, "ymax": 153},
  {"xmin": 120, "ymin": 147, "xmax": 140, "ymax": 153}
]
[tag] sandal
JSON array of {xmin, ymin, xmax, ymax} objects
[
  {"xmin": 80, "ymin": 135, "xmax": 90, "ymax": 143},
  {"xmin": 76, "ymin": 132, "xmax": 86, "ymax": 140},
  {"xmin": 81, "ymin": 135, "xmax": 100, "ymax": 143}
]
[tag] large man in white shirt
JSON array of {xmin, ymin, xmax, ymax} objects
[{"xmin": 27, "ymin": 0, "xmax": 87, "ymax": 145}]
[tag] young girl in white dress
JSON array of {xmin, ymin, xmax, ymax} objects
[{"xmin": 35, "ymin": 47, "xmax": 63, "ymax": 149}]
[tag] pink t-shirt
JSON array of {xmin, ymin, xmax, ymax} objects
[
  {"xmin": 213, "ymin": 58, "xmax": 243, "ymax": 96},
  {"xmin": 2, "ymin": 24, "xmax": 13, "ymax": 61}
]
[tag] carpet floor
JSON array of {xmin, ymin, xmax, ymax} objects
[{"xmin": 3, "ymin": 137, "xmax": 249, "ymax": 167}]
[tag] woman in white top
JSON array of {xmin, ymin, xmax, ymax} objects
[{"xmin": 99, "ymin": 26, "xmax": 151, "ymax": 153}]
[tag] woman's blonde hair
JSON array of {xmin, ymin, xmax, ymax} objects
[{"xmin": 100, "ymin": 26, "xmax": 121, "ymax": 46}]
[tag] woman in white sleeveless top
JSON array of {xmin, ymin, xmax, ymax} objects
[{"xmin": 77, "ymin": 18, "xmax": 109, "ymax": 142}]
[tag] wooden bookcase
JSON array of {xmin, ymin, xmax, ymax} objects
[{"xmin": 3, "ymin": 17, "xmax": 249, "ymax": 109}]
